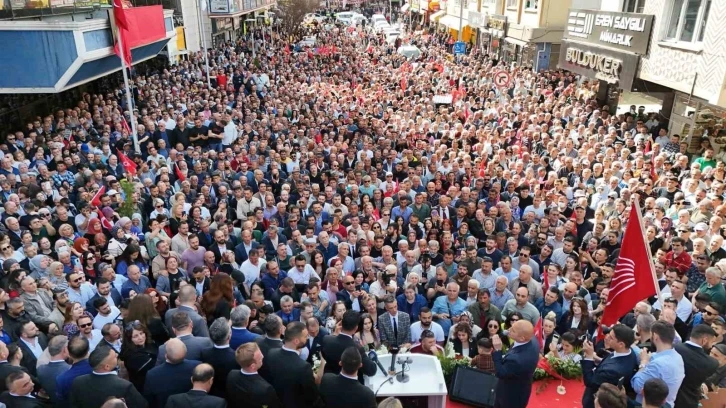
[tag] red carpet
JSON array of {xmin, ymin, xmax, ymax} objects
[{"xmin": 446, "ymin": 379, "xmax": 585, "ymax": 407}]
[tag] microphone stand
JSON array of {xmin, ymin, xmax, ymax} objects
[{"xmin": 395, "ymin": 356, "xmax": 412, "ymax": 383}]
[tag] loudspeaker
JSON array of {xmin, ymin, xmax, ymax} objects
[{"xmin": 449, "ymin": 365, "xmax": 497, "ymax": 408}]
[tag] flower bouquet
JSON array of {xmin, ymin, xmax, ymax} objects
[
  {"xmin": 533, "ymin": 355, "xmax": 583, "ymax": 395},
  {"xmin": 437, "ymin": 342, "xmax": 472, "ymax": 386}
]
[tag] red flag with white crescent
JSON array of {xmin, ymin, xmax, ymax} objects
[
  {"xmin": 91, "ymin": 185, "xmax": 105, "ymax": 207},
  {"xmin": 117, "ymin": 149, "xmax": 137, "ymax": 175},
  {"xmin": 97, "ymin": 209, "xmax": 114, "ymax": 231}
]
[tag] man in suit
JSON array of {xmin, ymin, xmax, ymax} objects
[
  {"xmin": 254, "ymin": 315, "xmax": 283, "ymax": 380},
  {"xmin": 36, "ymin": 336, "xmax": 70, "ymax": 406},
  {"xmin": 230, "ymin": 305, "xmax": 260, "ymax": 350},
  {"xmin": 190, "ymin": 267, "xmax": 212, "ymax": 297},
  {"xmin": 165, "ymin": 286, "xmax": 210, "ymax": 338},
  {"xmin": 210, "ymin": 229, "xmax": 235, "ymax": 264},
  {"xmin": 0, "ymin": 371, "xmax": 50, "ymax": 408},
  {"xmin": 580, "ymin": 324, "xmax": 638, "ymax": 408},
  {"xmin": 55, "ymin": 337, "xmax": 92, "ymax": 407},
  {"xmin": 276, "ymin": 295, "xmax": 301, "ymax": 326},
  {"xmin": 337, "ymin": 275, "xmax": 365, "ymax": 311},
  {"xmin": 145, "ymin": 338, "xmax": 201, "ymax": 407},
  {"xmin": 166, "ymin": 363, "xmax": 226, "ymax": 408},
  {"xmin": 263, "ymin": 321, "xmax": 320, "ymax": 408},
  {"xmin": 234, "ymin": 230, "xmax": 260, "ymax": 264},
  {"xmin": 201, "ymin": 318, "xmax": 239, "ymax": 398},
  {"xmin": 319, "ymin": 346, "xmax": 377, "ymax": 408},
  {"xmin": 378, "ymin": 295, "xmax": 412, "ymax": 348},
  {"xmin": 261, "ymin": 226, "xmax": 287, "ymax": 260},
  {"xmin": 69, "ymin": 345, "xmax": 147, "ymax": 408},
  {"xmin": 305, "ymin": 317, "xmax": 328, "ymax": 364},
  {"xmin": 674, "ymin": 324, "xmax": 719, "ymax": 408},
  {"xmin": 491, "ymin": 320, "xmax": 541, "ymax": 408},
  {"xmin": 85, "ymin": 278, "xmax": 122, "ymax": 316},
  {"xmin": 157, "ymin": 311, "xmax": 213, "ymax": 365},
  {"xmin": 0, "ymin": 341, "xmax": 39, "ymax": 394},
  {"xmin": 17, "ymin": 320, "xmax": 48, "ymax": 377},
  {"xmin": 321, "ymin": 310, "xmax": 377, "ymax": 383},
  {"xmin": 226, "ymin": 342, "xmax": 281, "ymax": 408}
]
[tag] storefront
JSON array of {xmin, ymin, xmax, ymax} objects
[
  {"xmin": 669, "ymin": 93, "xmax": 726, "ymax": 157},
  {"xmin": 557, "ymin": 9, "xmax": 654, "ymax": 110},
  {"xmin": 484, "ymin": 14, "xmax": 505, "ymax": 60}
]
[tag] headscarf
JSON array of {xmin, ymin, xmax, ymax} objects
[
  {"xmin": 73, "ymin": 238, "xmax": 89, "ymax": 254},
  {"xmin": 102, "ymin": 207, "xmax": 115, "ymax": 224},
  {"xmin": 29, "ymin": 255, "xmax": 49, "ymax": 279},
  {"xmin": 115, "ymin": 217, "xmax": 131, "ymax": 230},
  {"xmin": 87, "ymin": 218, "xmax": 102, "ymax": 234}
]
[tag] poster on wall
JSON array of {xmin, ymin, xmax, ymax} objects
[{"xmin": 210, "ymin": 0, "xmax": 229, "ymax": 13}]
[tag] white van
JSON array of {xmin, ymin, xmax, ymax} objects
[
  {"xmin": 371, "ymin": 13, "xmax": 387, "ymax": 25},
  {"xmin": 384, "ymin": 30, "xmax": 401, "ymax": 44}
]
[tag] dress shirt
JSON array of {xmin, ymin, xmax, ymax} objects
[
  {"xmin": 631, "ymin": 348, "xmax": 684, "ymax": 406},
  {"xmin": 20, "ymin": 337, "xmax": 43, "ymax": 358}
]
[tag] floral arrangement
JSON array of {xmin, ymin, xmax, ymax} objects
[
  {"xmin": 437, "ymin": 342, "xmax": 472, "ymax": 383},
  {"xmin": 312, "ymin": 354, "xmax": 322, "ymax": 374},
  {"xmin": 533, "ymin": 356, "xmax": 583, "ymax": 381}
]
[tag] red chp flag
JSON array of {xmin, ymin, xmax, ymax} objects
[
  {"xmin": 117, "ymin": 149, "xmax": 137, "ymax": 175},
  {"xmin": 534, "ymin": 317, "xmax": 544, "ymax": 351},
  {"xmin": 599, "ymin": 201, "xmax": 658, "ymax": 338},
  {"xmin": 113, "ymin": 0, "xmax": 132, "ymax": 67},
  {"xmin": 90, "ymin": 185, "xmax": 106, "ymax": 207}
]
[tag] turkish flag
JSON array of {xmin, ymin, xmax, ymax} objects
[
  {"xmin": 117, "ymin": 149, "xmax": 137, "ymax": 175},
  {"xmin": 175, "ymin": 162, "xmax": 186, "ymax": 182},
  {"xmin": 599, "ymin": 201, "xmax": 658, "ymax": 339},
  {"xmin": 113, "ymin": 0, "xmax": 132, "ymax": 67},
  {"xmin": 400, "ymin": 77, "xmax": 407, "ymax": 91},
  {"xmin": 97, "ymin": 209, "xmax": 114, "ymax": 231},
  {"xmin": 534, "ymin": 317, "xmax": 544, "ymax": 351},
  {"xmin": 90, "ymin": 185, "xmax": 106, "ymax": 207}
]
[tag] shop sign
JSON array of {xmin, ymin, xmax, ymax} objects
[
  {"xmin": 210, "ymin": 0, "xmax": 230, "ymax": 13},
  {"xmin": 564, "ymin": 8, "xmax": 653, "ymax": 55},
  {"xmin": 487, "ymin": 14, "xmax": 506, "ymax": 37},
  {"xmin": 469, "ymin": 10, "xmax": 484, "ymax": 28},
  {"xmin": 557, "ymin": 40, "xmax": 640, "ymax": 90}
]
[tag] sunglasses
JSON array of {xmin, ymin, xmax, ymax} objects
[
  {"xmin": 125, "ymin": 319, "xmax": 142, "ymax": 331},
  {"xmin": 79, "ymin": 323, "xmax": 93, "ymax": 328},
  {"xmin": 344, "ymin": 281, "xmax": 355, "ymax": 285},
  {"xmin": 73, "ymin": 277, "xmax": 83, "ymax": 283},
  {"xmin": 706, "ymin": 310, "xmax": 718, "ymax": 316},
  {"xmin": 0, "ymin": 247, "xmax": 9, "ymax": 251}
]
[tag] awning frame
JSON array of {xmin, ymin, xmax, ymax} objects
[{"xmin": 430, "ymin": 9, "xmax": 446, "ymax": 20}]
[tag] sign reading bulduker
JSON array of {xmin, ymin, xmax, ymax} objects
[
  {"xmin": 564, "ymin": 9, "xmax": 653, "ymax": 55},
  {"xmin": 557, "ymin": 40, "xmax": 640, "ymax": 90}
]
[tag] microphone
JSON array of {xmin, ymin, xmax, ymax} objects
[
  {"xmin": 389, "ymin": 345, "xmax": 400, "ymax": 375},
  {"xmin": 367, "ymin": 350, "xmax": 388, "ymax": 376}
]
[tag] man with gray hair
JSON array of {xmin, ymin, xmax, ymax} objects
[
  {"xmin": 201, "ymin": 318, "xmax": 239, "ymax": 398},
  {"xmin": 692, "ymin": 267, "xmax": 726, "ymax": 306},
  {"xmin": 276, "ymin": 295, "xmax": 300, "ymax": 326},
  {"xmin": 37, "ymin": 335, "xmax": 70, "ymax": 405},
  {"xmin": 157, "ymin": 312, "xmax": 213, "ymax": 365},
  {"xmin": 230, "ymin": 304, "xmax": 260, "ymax": 349},
  {"xmin": 634, "ymin": 313, "xmax": 657, "ymax": 355}
]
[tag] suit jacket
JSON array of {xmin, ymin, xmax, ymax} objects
[
  {"xmin": 321, "ymin": 334, "xmax": 377, "ymax": 383},
  {"xmin": 234, "ymin": 241, "xmax": 260, "ymax": 264},
  {"xmin": 200, "ymin": 346, "xmax": 239, "ymax": 398},
  {"xmin": 336, "ymin": 290, "xmax": 364, "ymax": 312},
  {"xmin": 85, "ymin": 290, "xmax": 123, "ymax": 316},
  {"xmin": 36, "ymin": 360, "xmax": 69, "ymax": 405},
  {"xmin": 70, "ymin": 372, "xmax": 148, "ymax": 408},
  {"xmin": 318, "ymin": 373, "xmax": 376, "ymax": 408},
  {"xmin": 0, "ymin": 392, "xmax": 51, "ymax": 408},
  {"xmin": 377, "ymin": 312, "xmax": 412, "ymax": 347},
  {"xmin": 275, "ymin": 309, "xmax": 301, "ymax": 326},
  {"xmin": 432, "ymin": 205, "xmax": 455, "ymax": 220},
  {"xmin": 230, "ymin": 327, "xmax": 260, "ymax": 350},
  {"xmin": 580, "ymin": 351, "xmax": 638, "ymax": 408},
  {"xmin": 18, "ymin": 333, "xmax": 48, "ymax": 376},
  {"xmin": 0, "ymin": 362, "xmax": 32, "ymax": 393},
  {"xmin": 305, "ymin": 328, "xmax": 329, "ymax": 364},
  {"xmin": 164, "ymin": 306, "xmax": 210, "ymax": 338},
  {"xmin": 144, "ymin": 359, "xmax": 200, "ymax": 408},
  {"xmin": 492, "ymin": 338, "xmax": 540, "ymax": 408},
  {"xmin": 675, "ymin": 342, "xmax": 719, "ymax": 408},
  {"xmin": 156, "ymin": 336, "xmax": 213, "ymax": 366},
  {"xmin": 210, "ymin": 242, "xmax": 235, "ymax": 264},
  {"xmin": 255, "ymin": 336, "xmax": 283, "ymax": 380},
  {"xmin": 264, "ymin": 348, "xmax": 320, "ymax": 408},
  {"xmin": 261, "ymin": 235, "xmax": 287, "ymax": 260},
  {"xmin": 197, "ymin": 231, "xmax": 213, "ymax": 251},
  {"xmin": 225, "ymin": 370, "xmax": 281, "ymax": 408},
  {"xmin": 165, "ymin": 390, "xmax": 226, "ymax": 408}
]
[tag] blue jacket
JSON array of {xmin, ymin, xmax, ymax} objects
[
  {"xmin": 397, "ymin": 293, "xmax": 428, "ymax": 323},
  {"xmin": 493, "ymin": 338, "xmax": 540, "ymax": 408},
  {"xmin": 55, "ymin": 359, "xmax": 93, "ymax": 406},
  {"xmin": 230, "ymin": 327, "xmax": 261, "ymax": 350},
  {"xmin": 581, "ymin": 351, "xmax": 638, "ymax": 408},
  {"xmin": 276, "ymin": 308, "xmax": 301, "ymax": 326},
  {"xmin": 534, "ymin": 297, "xmax": 563, "ymax": 323},
  {"xmin": 234, "ymin": 241, "xmax": 260, "ymax": 265},
  {"xmin": 261, "ymin": 271, "xmax": 288, "ymax": 299},
  {"xmin": 144, "ymin": 359, "xmax": 201, "ymax": 407}
]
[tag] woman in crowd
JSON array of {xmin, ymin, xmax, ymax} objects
[
  {"xmin": 126, "ymin": 294, "xmax": 169, "ymax": 347},
  {"xmin": 28, "ymin": 255, "xmax": 51, "ymax": 280},
  {"xmin": 62, "ymin": 302, "xmax": 87, "ymax": 337},
  {"xmin": 48, "ymin": 262, "xmax": 68, "ymax": 291},
  {"xmin": 397, "ymin": 283, "xmax": 427, "ymax": 323},
  {"xmin": 547, "ymin": 331, "xmax": 582, "ymax": 363},
  {"xmin": 155, "ymin": 256, "xmax": 188, "ymax": 298},
  {"xmin": 325, "ymin": 300, "xmax": 347, "ymax": 333},
  {"xmin": 120, "ymin": 320, "xmax": 158, "ymax": 393},
  {"xmin": 559, "ymin": 297, "xmax": 591, "ymax": 337},
  {"xmin": 201, "ymin": 273, "xmax": 235, "ymax": 324},
  {"xmin": 116, "ymin": 243, "xmax": 148, "ymax": 278},
  {"xmin": 451, "ymin": 322, "xmax": 478, "ymax": 358},
  {"xmin": 144, "ymin": 288, "xmax": 168, "ymax": 316},
  {"xmin": 354, "ymin": 313, "xmax": 380, "ymax": 351}
]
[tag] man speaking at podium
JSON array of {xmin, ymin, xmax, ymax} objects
[
  {"xmin": 321, "ymin": 310, "xmax": 377, "ymax": 383},
  {"xmin": 491, "ymin": 320, "xmax": 540, "ymax": 408}
]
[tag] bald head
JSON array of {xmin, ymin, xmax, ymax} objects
[
  {"xmin": 510, "ymin": 320, "xmax": 535, "ymax": 343},
  {"xmin": 165, "ymin": 338, "xmax": 187, "ymax": 363}
]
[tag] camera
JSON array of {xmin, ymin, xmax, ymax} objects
[
  {"xmin": 382, "ymin": 274, "xmax": 391, "ymax": 285},
  {"xmin": 355, "ymin": 285, "xmax": 361, "ymax": 291}
]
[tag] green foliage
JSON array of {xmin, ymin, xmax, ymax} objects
[
  {"xmin": 117, "ymin": 179, "xmax": 136, "ymax": 219},
  {"xmin": 534, "ymin": 356, "xmax": 583, "ymax": 382}
]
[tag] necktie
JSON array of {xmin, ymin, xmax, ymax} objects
[
  {"xmin": 393, "ymin": 317, "xmax": 399, "ymax": 345},
  {"xmin": 442, "ymin": 209, "xmax": 448, "ymax": 220}
]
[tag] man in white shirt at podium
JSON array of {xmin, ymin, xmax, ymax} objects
[{"xmin": 409, "ymin": 308, "xmax": 445, "ymax": 346}]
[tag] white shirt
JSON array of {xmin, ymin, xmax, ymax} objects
[
  {"xmin": 20, "ymin": 337, "xmax": 43, "ymax": 359},
  {"xmin": 410, "ymin": 321, "xmax": 445, "ymax": 344},
  {"xmin": 85, "ymin": 330, "xmax": 104, "ymax": 352},
  {"xmin": 652, "ymin": 294, "xmax": 692, "ymax": 322},
  {"xmin": 223, "ymin": 122, "xmax": 238, "ymax": 145},
  {"xmin": 240, "ymin": 259, "xmax": 264, "ymax": 287},
  {"xmin": 93, "ymin": 306, "xmax": 121, "ymax": 330},
  {"xmin": 286, "ymin": 265, "xmax": 320, "ymax": 284}
]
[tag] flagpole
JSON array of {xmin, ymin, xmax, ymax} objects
[
  {"xmin": 631, "ymin": 200, "xmax": 663, "ymax": 302},
  {"xmin": 115, "ymin": 13, "xmax": 140, "ymax": 155},
  {"xmin": 197, "ymin": 0, "xmax": 211, "ymax": 88}
]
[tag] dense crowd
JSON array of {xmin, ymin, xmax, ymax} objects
[{"xmin": 0, "ymin": 6, "xmax": 725, "ymax": 408}]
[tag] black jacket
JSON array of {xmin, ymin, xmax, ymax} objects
[
  {"xmin": 321, "ymin": 334, "xmax": 377, "ymax": 384},
  {"xmin": 200, "ymin": 346, "xmax": 239, "ymax": 398},
  {"xmin": 164, "ymin": 390, "xmax": 226, "ymax": 408},
  {"xmin": 17, "ymin": 333, "xmax": 49, "ymax": 376},
  {"xmin": 70, "ymin": 372, "xmax": 148, "ymax": 408},
  {"xmin": 0, "ymin": 392, "xmax": 52, "ymax": 408},
  {"xmin": 225, "ymin": 371, "xmax": 280, "ymax": 408},
  {"xmin": 674, "ymin": 342, "xmax": 719, "ymax": 408},
  {"xmin": 264, "ymin": 348, "xmax": 320, "ymax": 408},
  {"xmin": 318, "ymin": 373, "xmax": 376, "ymax": 408}
]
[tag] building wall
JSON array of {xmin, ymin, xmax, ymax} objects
[
  {"xmin": 637, "ymin": 0, "xmax": 726, "ymax": 106},
  {"xmin": 503, "ymin": 0, "xmax": 571, "ymax": 43}
]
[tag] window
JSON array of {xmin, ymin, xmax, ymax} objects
[
  {"xmin": 525, "ymin": 0, "xmax": 538, "ymax": 9},
  {"xmin": 506, "ymin": 0, "xmax": 517, "ymax": 9},
  {"xmin": 623, "ymin": 0, "xmax": 645, "ymax": 13},
  {"xmin": 665, "ymin": 0, "xmax": 711, "ymax": 43}
]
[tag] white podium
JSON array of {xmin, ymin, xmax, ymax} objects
[{"xmin": 364, "ymin": 354, "xmax": 448, "ymax": 408}]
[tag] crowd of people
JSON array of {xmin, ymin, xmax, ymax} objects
[{"xmin": 0, "ymin": 4, "xmax": 725, "ymax": 408}]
